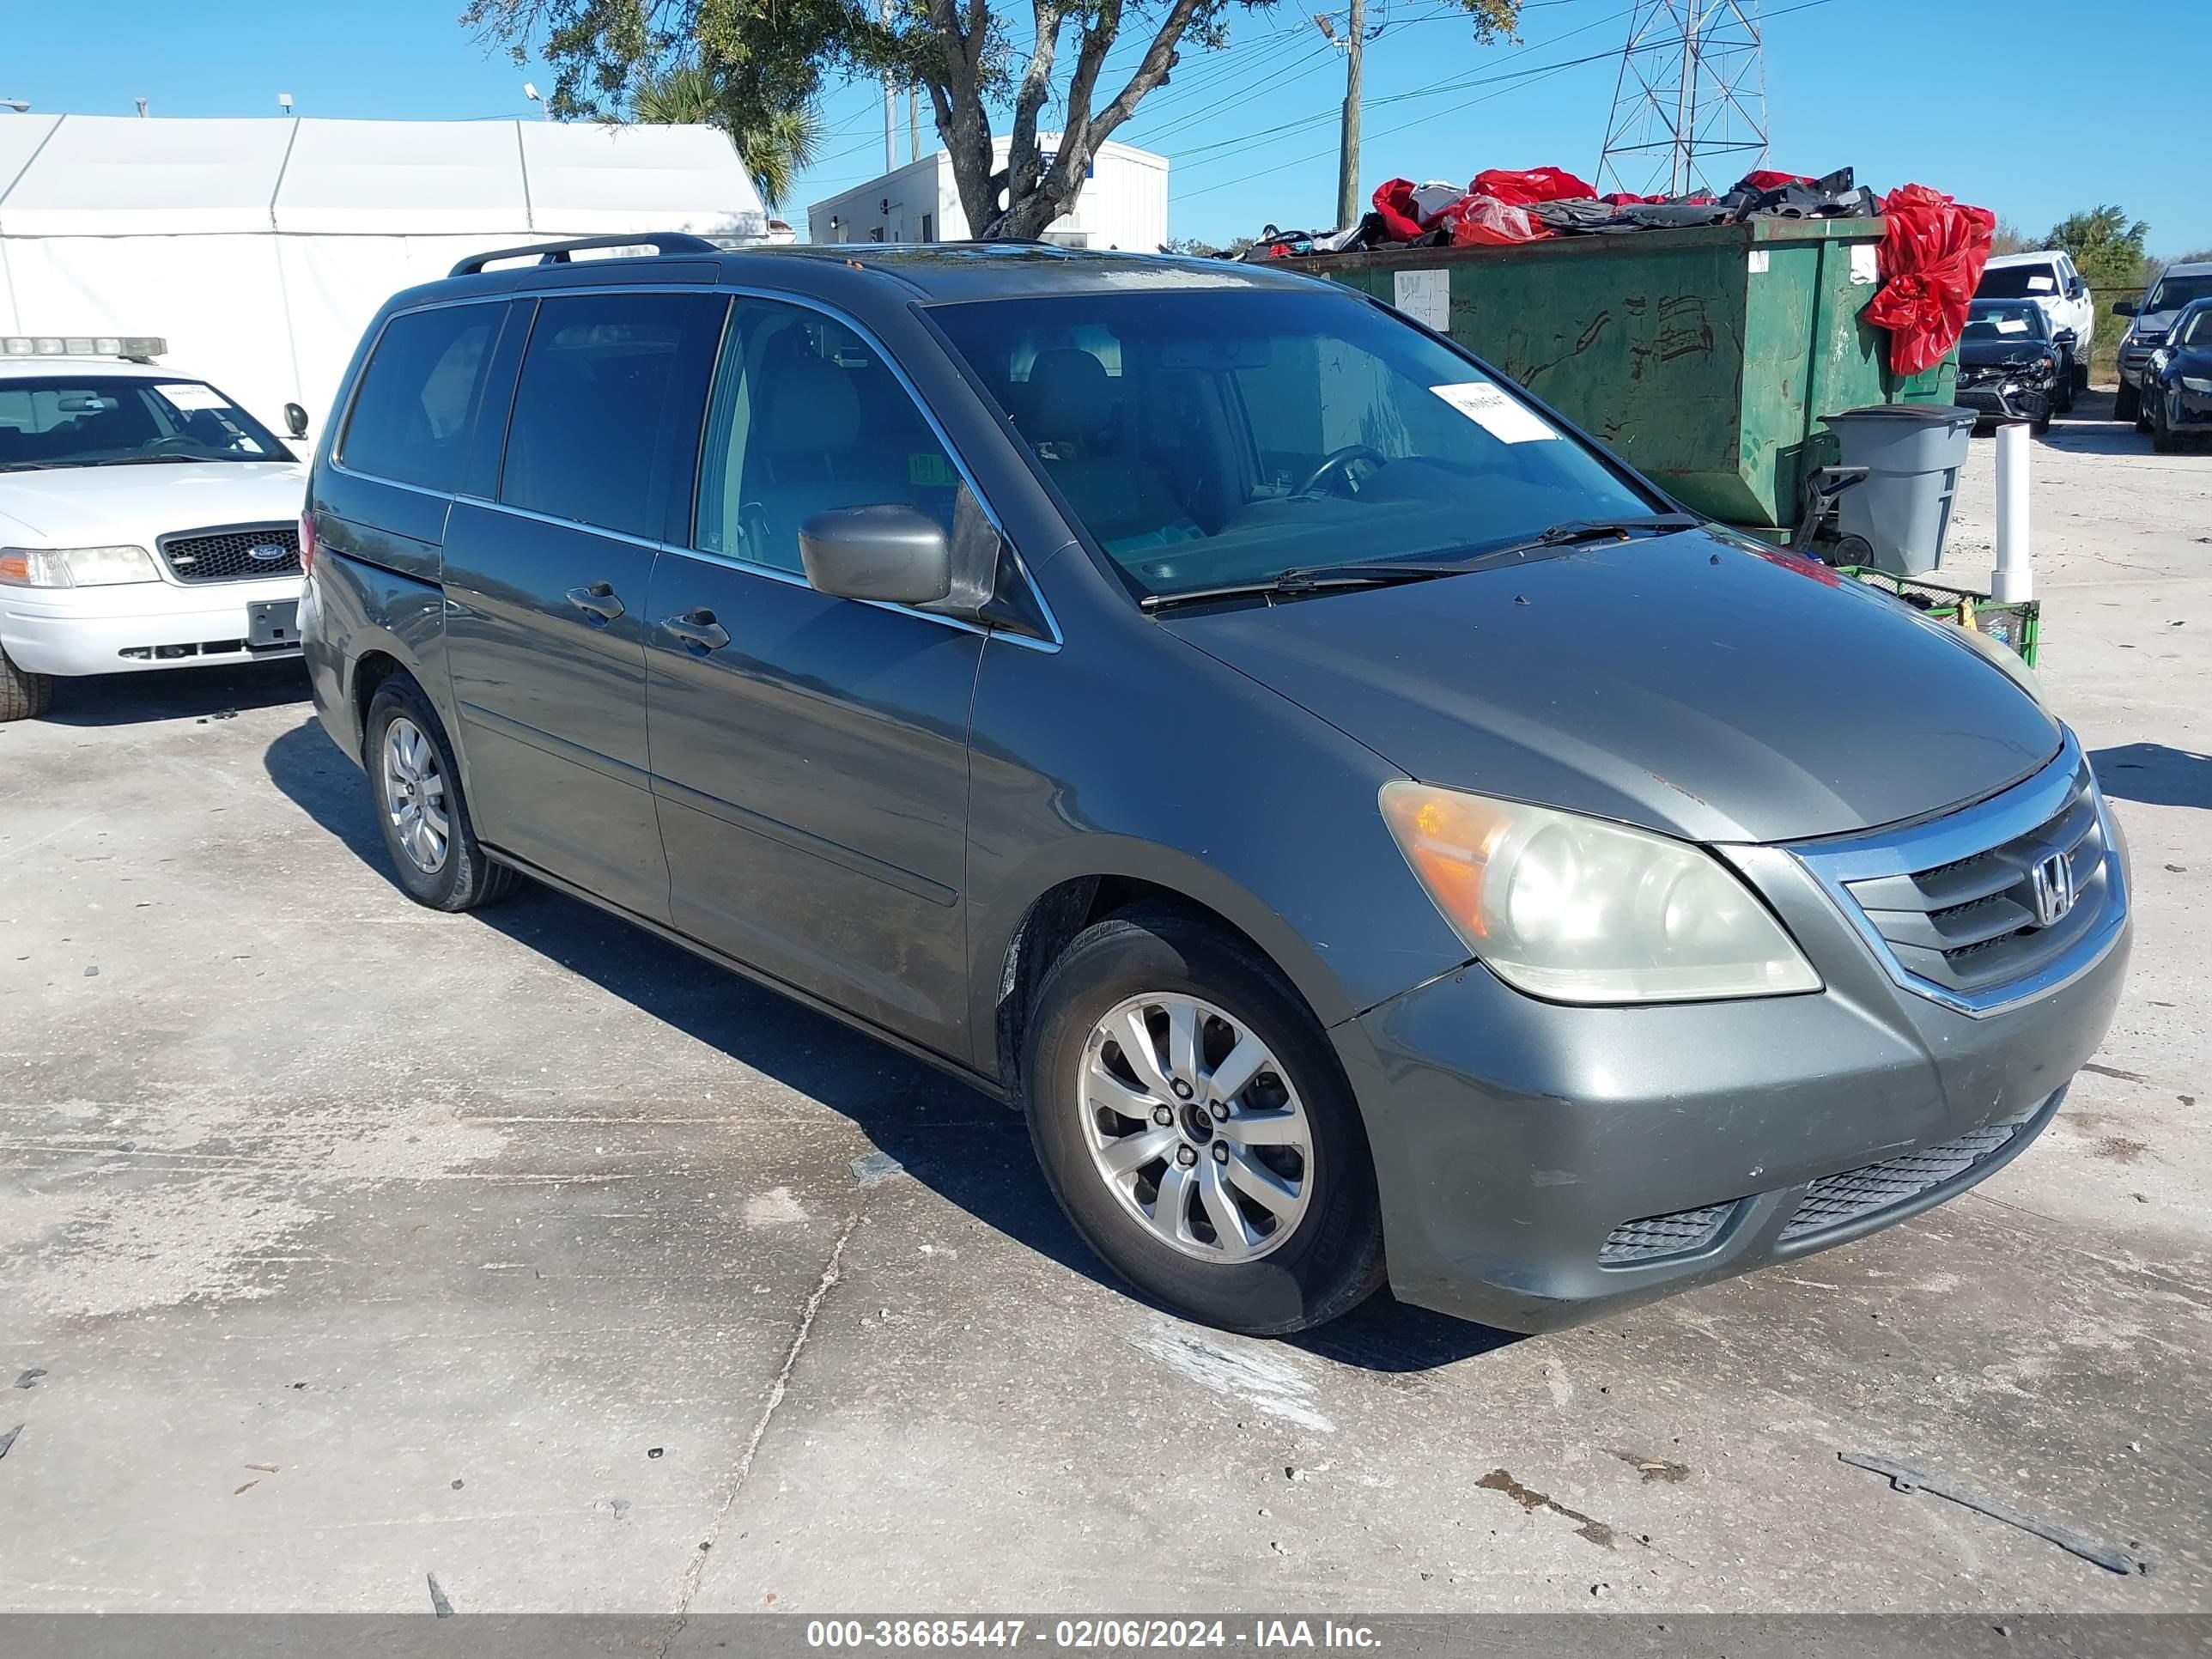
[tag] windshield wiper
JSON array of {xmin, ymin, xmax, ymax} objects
[
  {"xmin": 82, "ymin": 453, "xmax": 211, "ymax": 466},
  {"xmin": 1138, "ymin": 514, "xmax": 1701, "ymax": 612}
]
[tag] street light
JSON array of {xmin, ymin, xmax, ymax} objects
[
  {"xmin": 1, "ymin": 100, "xmax": 29, "ymax": 114},
  {"xmin": 523, "ymin": 82, "xmax": 551, "ymax": 122}
]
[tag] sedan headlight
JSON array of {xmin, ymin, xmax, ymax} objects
[
  {"xmin": 0, "ymin": 544, "xmax": 160, "ymax": 587},
  {"xmin": 1379, "ymin": 782, "xmax": 1821, "ymax": 1004},
  {"xmin": 2183, "ymin": 375, "xmax": 2212, "ymax": 395}
]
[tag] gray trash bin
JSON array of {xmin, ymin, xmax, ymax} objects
[{"xmin": 1817, "ymin": 404, "xmax": 1975, "ymax": 576}]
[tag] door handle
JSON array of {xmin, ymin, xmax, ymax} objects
[
  {"xmin": 662, "ymin": 608, "xmax": 730, "ymax": 653},
  {"xmin": 565, "ymin": 581, "xmax": 624, "ymax": 623}
]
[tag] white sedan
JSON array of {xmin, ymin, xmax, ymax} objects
[{"xmin": 0, "ymin": 340, "xmax": 308, "ymax": 720}]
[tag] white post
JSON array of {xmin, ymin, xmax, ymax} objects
[{"xmin": 1991, "ymin": 419, "xmax": 2032, "ymax": 603}]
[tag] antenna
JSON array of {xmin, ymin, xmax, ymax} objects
[
  {"xmin": 277, "ymin": 92, "xmax": 294, "ymax": 113},
  {"xmin": 1596, "ymin": 1, "xmax": 1768, "ymax": 198}
]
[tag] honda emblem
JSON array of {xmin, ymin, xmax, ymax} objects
[{"xmin": 2029, "ymin": 850, "xmax": 2076, "ymax": 929}]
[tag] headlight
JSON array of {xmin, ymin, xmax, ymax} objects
[
  {"xmin": 2183, "ymin": 375, "xmax": 2212, "ymax": 394},
  {"xmin": 1378, "ymin": 783, "xmax": 1822, "ymax": 1005},
  {"xmin": 0, "ymin": 544, "xmax": 160, "ymax": 587}
]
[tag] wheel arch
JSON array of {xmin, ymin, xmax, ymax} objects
[{"xmin": 979, "ymin": 841, "xmax": 1358, "ymax": 1097}]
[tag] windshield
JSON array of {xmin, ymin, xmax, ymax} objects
[
  {"xmin": 0, "ymin": 375, "xmax": 289, "ymax": 471},
  {"xmin": 2177, "ymin": 307, "xmax": 2212, "ymax": 349},
  {"xmin": 2145, "ymin": 274, "xmax": 2212, "ymax": 315},
  {"xmin": 1964, "ymin": 301, "xmax": 2048, "ymax": 341},
  {"xmin": 1976, "ymin": 264, "xmax": 2063, "ymax": 301},
  {"xmin": 927, "ymin": 288, "xmax": 1654, "ymax": 599}
]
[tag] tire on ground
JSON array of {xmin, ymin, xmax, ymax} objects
[
  {"xmin": 0, "ymin": 643, "xmax": 53, "ymax": 723},
  {"xmin": 363, "ymin": 672, "xmax": 518, "ymax": 913},
  {"xmin": 1020, "ymin": 906, "xmax": 1386, "ymax": 1336}
]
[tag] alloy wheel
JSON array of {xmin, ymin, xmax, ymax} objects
[
  {"xmin": 380, "ymin": 715, "xmax": 451, "ymax": 875},
  {"xmin": 1077, "ymin": 992, "xmax": 1314, "ymax": 1262}
]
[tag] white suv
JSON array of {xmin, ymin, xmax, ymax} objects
[
  {"xmin": 1977, "ymin": 251, "xmax": 2094, "ymax": 404},
  {"xmin": 0, "ymin": 339, "xmax": 308, "ymax": 720}
]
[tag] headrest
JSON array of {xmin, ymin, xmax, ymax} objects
[
  {"xmin": 761, "ymin": 356, "xmax": 860, "ymax": 453},
  {"xmin": 1024, "ymin": 349, "xmax": 1113, "ymax": 442}
]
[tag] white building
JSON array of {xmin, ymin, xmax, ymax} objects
[
  {"xmin": 807, "ymin": 137, "xmax": 1167, "ymax": 251},
  {"xmin": 0, "ymin": 115, "xmax": 780, "ymax": 437}
]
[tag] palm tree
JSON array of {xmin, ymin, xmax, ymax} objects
[{"xmin": 629, "ymin": 62, "xmax": 822, "ymax": 213}]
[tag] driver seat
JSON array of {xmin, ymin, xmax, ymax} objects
[{"xmin": 1020, "ymin": 349, "xmax": 1194, "ymax": 548}]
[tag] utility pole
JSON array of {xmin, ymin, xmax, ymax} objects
[
  {"xmin": 882, "ymin": 0, "xmax": 896, "ymax": 175},
  {"xmin": 1336, "ymin": 0, "xmax": 1365, "ymax": 229},
  {"xmin": 908, "ymin": 87, "xmax": 920, "ymax": 165}
]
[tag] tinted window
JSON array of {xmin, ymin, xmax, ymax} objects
[
  {"xmin": 500, "ymin": 293, "xmax": 696, "ymax": 538},
  {"xmin": 342, "ymin": 305, "xmax": 500, "ymax": 490},
  {"xmin": 930, "ymin": 289, "xmax": 1650, "ymax": 599},
  {"xmin": 2146, "ymin": 274, "xmax": 2212, "ymax": 313},
  {"xmin": 696, "ymin": 299, "xmax": 967, "ymax": 573}
]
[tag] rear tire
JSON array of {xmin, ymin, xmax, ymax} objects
[
  {"xmin": 2114, "ymin": 381, "xmax": 2140, "ymax": 423},
  {"xmin": 364, "ymin": 674, "xmax": 517, "ymax": 913},
  {"xmin": 1021, "ymin": 907, "xmax": 1385, "ymax": 1336},
  {"xmin": 0, "ymin": 643, "xmax": 53, "ymax": 722}
]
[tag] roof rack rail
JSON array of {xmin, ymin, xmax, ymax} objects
[{"xmin": 448, "ymin": 233, "xmax": 722, "ymax": 278}]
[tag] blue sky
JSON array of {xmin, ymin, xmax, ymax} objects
[{"xmin": 9, "ymin": 0, "xmax": 2209, "ymax": 254}]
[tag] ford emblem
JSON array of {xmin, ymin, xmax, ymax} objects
[{"xmin": 248, "ymin": 543, "xmax": 289, "ymax": 562}]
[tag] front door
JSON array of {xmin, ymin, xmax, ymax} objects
[
  {"xmin": 645, "ymin": 296, "xmax": 983, "ymax": 1054},
  {"xmin": 440, "ymin": 289, "xmax": 720, "ymax": 921}
]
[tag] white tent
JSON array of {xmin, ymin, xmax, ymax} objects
[{"xmin": 0, "ymin": 115, "xmax": 774, "ymax": 435}]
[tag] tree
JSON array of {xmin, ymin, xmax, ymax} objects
[
  {"xmin": 1988, "ymin": 217, "xmax": 2036, "ymax": 257},
  {"xmin": 466, "ymin": 0, "xmax": 1523, "ymax": 240},
  {"xmin": 629, "ymin": 59, "xmax": 823, "ymax": 210},
  {"xmin": 2045, "ymin": 204, "xmax": 2149, "ymax": 291}
]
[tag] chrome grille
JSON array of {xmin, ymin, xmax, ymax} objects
[
  {"xmin": 1599, "ymin": 1202, "xmax": 1734, "ymax": 1266},
  {"xmin": 157, "ymin": 524, "xmax": 301, "ymax": 584},
  {"xmin": 1780, "ymin": 1100, "xmax": 2045, "ymax": 1243},
  {"xmin": 1791, "ymin": 735, "xmax": 2125, "ymax": 1016}
]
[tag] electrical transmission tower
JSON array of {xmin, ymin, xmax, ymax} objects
[{"xmin": 1595, "ymin": 1, "xmax": 1768, "ymax": 198}]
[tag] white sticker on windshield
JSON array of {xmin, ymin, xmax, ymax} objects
[
  {"xmin": 2027, "ymin": 274, "xmax": 2055, "ymax": 292},
  {"xmin": 1996, "ymin": 318, "xmax": 2029, "ymax": 334},
  {"xmin": 1431, "ymin": 380, "xmax": 1558, "ymax": 444},
  {"xmin": 159, "ymin": 381, "xmax": 226, "ymax": 410}
]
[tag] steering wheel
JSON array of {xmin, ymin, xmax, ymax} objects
[
  {"xmin": 1294, "ymin": 443, "xmax": 1387, "ymax": 499},
  {"xmin": 145, "ymin": 435, "xmax": 202, "ymax": 454}
]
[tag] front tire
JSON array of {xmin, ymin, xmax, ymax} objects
[
  {"xmin": 2151, "ymin": 392, "xmax": 2181, "ymax": 453},
  {"xmin": 2114, "ymin": 380, "xmax": 2140, "ymax": 423},
  {"xmin": 1021, "ymin": 908, "xmax": 1385, "ymax": 1336},
  {"xmin": 364, "ymin": 675, "xmax": 516, "ymax": 912},
  {"xmin": 0, "ymin": 642, "xmax": 53, "ymax": 722}
]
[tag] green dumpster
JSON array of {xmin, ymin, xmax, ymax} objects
[{"xmin": 1304, "ymin": 217, "xmax": 1949, "ymax": 530}]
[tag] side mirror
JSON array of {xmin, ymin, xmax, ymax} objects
[
  {"xmin": 2112, "ymin": 301, "xmax": 2137, "ymax": 317},
  {"xmin": 2067, "ymin": 281, "xmax": 2085, "ymax": 299},
  {"xmin": 799, "ymin": 505, "xmax": 951, "ymax": 606},
  {"xmin": 283, "ymin": 402, "xmax": 310, "ymax": 439},
  {"xmin": 2052, "ymin": 327, "xmax": 2078, "ymax": 346}
]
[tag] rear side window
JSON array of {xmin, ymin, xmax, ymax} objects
[
  {"xmin": 341, "ymin": 305, "xmax": 501, "ymax": 490},
  {"xmin": 499, "ymin": 292, "xmax": 696, "ymax": 539}
]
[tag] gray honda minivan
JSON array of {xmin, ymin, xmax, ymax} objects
[{"xmin": 301, "ymin": 237, "xmax": 2130, "ymax": 1336}]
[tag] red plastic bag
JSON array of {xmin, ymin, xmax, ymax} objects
[
  {"xmin": 1470, "ymin": 166, "xmax": 1596, "ymax": 207},
  {"xmin": 1738, "ymin": 169, "xmax": 1815, "ymax": 192},
  {"xmin": 1370, "ymin": 179, "xmax": 1430, "ymax": 241},
  {"xmin": 1445, "ymin": 194, "xmax": 1541, "ymax": 246},
  {"xmin": 1861, "ymin": 183, "xmax": 1996, "ymax": 376}
]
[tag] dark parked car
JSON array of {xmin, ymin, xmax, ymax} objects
[
  {"xmin": 1955, "ymin": 299, "xmax": 2063, "ymax": 431},
  {"xmin": 2145, "ymin": 297, "xmax": 2212, "ymax": 453},
  {"xmin": 301, "ymin": 237, "xmax": 2131, "ymax": 1336},
  {"xmin": 2113, "ymin": 261, "xmax": 2212, "ymax": 427}
]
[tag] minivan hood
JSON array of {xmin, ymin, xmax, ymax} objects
[{"xmin": 1163, "ymin": 530, "xmax": 2061, "ymax": 845}]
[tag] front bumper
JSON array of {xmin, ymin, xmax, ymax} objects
[
  {"xmin": 1334, "ymin": 757, "xmax": 2131, "ymax": 1333},
  {"xmin": 1954, "ymin": 377, "xmax": 2051, "ymax": 423},
  {"xmin": 2118, "ymin": 348, "xmax": 2157, "ymax": 388},
  {"xmin": 0, "ymin": 576, "xmax": 304, "ymax": 677}
]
